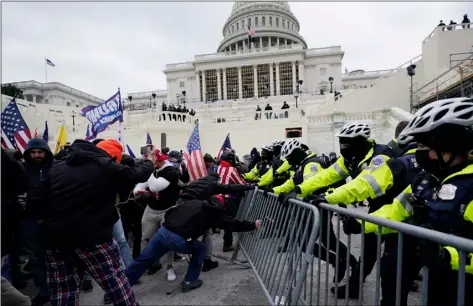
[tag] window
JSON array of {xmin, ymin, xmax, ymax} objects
[
  {"xmin": 285, "ymin": 127, "xmax": 302, "ymax": 138},
  {"xmin": 248, "ymin": 18, "xmax": 251, "ymax": 27},
  {"xmin": 237, "ymin": 22, "xmax": 239, "ymax": 31},
  {"xmin": 292, "ymin": 23, "xmax": 294, "ymax": 30},
  {"xmin": 287, "ymin": 21, "xmax": 290, "ymax": 28},
  {"xmin": 269, "ymin": 16, "xmax": 272, "ymax": 26},
  {"xmin": 232, "ymin": 25, "xmax": 234, "ymax": 33},
  {"xmin": 282, "ymin": 19, "xmax": 285, "ymax": 28},
  {"xmin": 242, "ymin": 19, "xmax": 245, "ymax": 29},
  {"xmin": 320, "ymin": 68, "xmax": 327, "ymax": 76},
  {"xmin": 66, "ymin": 102, "xmax": 70, "ymax": 106},
  {"xmin": 255, "ymin": 17, "xmax": 258, "ymax": 26},
  {"xmin": 180, "ymin": 81, "xmax": 185, "ymax": 88},
  {"xmin": 276, "ymin": 18, "xmax": 279, "ymax": 26},
  {"xmin": 262, "ymin": 16, "xmax": 266, "ymax": 26}
]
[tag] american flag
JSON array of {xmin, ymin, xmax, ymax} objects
[
  {"xmin": 186, "ymin": 123, "xmax": 208, "ymax": 181},
  {"xmin": 46, "ymin": 58, "xmax": 55, "ymax": 67},
  {"xmin": 146, "ymin": 132, "xmax": 153, "ymax": 145},
  {"xmin": 42, "ymin": 121, "xmax": 49, "ymax": 142},
  {"xmin": 1, "ymin": 100, "xmax": 31, "ymax": 152},
  {"xmin": 216, "ymin": 133, "xmax": 232, "ymax": 160},
  {"xmin": 248, "ymin": 25, "xmax": 256, "ymax": 37}
]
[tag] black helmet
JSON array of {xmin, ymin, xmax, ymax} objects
[{"xmin": 168, "ymin": 150, "xmax": 182, "ymax": 163}]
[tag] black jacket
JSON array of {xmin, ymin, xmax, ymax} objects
[
  {"xmin": 1, "ymin": 148, "xmax": 28, "ymax": 256},
  {"xmin": 23, "ymin": 138, "xmax": 54, "ymax": 219},
  {"xmin": 31, "ymin": 140, "xmax": 154, "ymax": 248},
  {"xmin": 163, "ymin": 173, "xmax": 256, "ymax": 239}
]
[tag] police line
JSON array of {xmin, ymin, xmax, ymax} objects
[{"xmin": 226, "ymin": 188, "xmax": 473, "ymax": 306}]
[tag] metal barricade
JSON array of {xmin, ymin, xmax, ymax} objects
[
  {"xmin": 230, "ymin": 189, "xmax": 321, "ymax": 305},
  {"xmin": 314, "ymin": 203, "xmax": 473, "ymax": 306}
]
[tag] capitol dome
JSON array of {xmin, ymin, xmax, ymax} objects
[{"xmin": 217, "ymin": 1, "xmax": 307, "ymax": 53}]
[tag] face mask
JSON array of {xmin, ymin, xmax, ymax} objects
[{"xmin": 415, "ymin": 149, "xmax": 439, "ymax": 175}]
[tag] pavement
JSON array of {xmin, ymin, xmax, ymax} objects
[{"xmin": 18, "ymin": 207, "xmax": 424, "ymax": 305}]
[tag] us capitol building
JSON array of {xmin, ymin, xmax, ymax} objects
[{"xmin": 5, "ymin": 1, "xmax": 472, "ymax": 154}]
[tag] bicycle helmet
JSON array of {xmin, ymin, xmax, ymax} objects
[
  {"xmin": 261, "ymin": 145, "xmax": 273, "ymax": 152},
  {"xmin": 272, "ymin": 140, "xmax": 285, "ymax": 147},
  {"xmin": 280, "ymin": 139, "xmax": 302, "ymax": 159},
  {"xmin": 336, "ymin": 123, "xmax": 371, "ymax": 139},
  {"xmin": 402, "ymin": 98, "xmax": 473, "ymax": 136},
  {"xmin": 397, "ymin": 133, "xmax": 414, "ymax": 146}
]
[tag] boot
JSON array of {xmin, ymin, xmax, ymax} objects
[
  {"xmin": 147, "ymin": 262, "xmax": 163, "ymax": 275},
  {"xmin": 331, "ymin": 263, "xmax": 360, "ymax": 299},
  {"xmin": 202, "ymin": 258, "xmax": 219, "ymax": 272},
  {"xmin": 181, "ymin": 279, "xmax": 203, "ymax": 293}
]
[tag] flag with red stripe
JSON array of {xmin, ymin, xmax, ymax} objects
[
  {"xmin": 186, "ymin": 123, "xmax": 208, "ymax": 181},
  {"xmin": 1, "ymin": 99, "xmax": 32, "ymax": 152},
  {"xmin": 216, "ymin": 133, "xmax": 232, "ymax": 160}
]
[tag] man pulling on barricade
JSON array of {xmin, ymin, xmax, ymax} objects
[
  {"xmin": 125, "ymin": 173, "xmax": 259, "ymax": 293},
  {"xmin": 343, "ymin": 98, "xmax": 473, "ymax": 305},
  {"xmin": 257, "ymin": 140, "xmax": 293, "ymax": 189},
  {"xmin": 289, "ymin": 123, "xmax": 394, "ymax": 298},
  {"xmin": 244, "ymin": 145, "xmax": 274, "ymax": 183}
]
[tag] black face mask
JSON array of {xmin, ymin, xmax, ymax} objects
[
  {"xmin": 339, "ymin": 140, "xmax": 369, "ymax": 162},
  {"xmin": 415, "ymin": 149, "xmax": 466, "ymax": 180},
  {"xmin": 286, "ymin": 149, "xmax": 306, "ymax": 166}
]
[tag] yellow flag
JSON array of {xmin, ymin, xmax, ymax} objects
[{"xmin": 54, "ymin": 125, "xmax": 67, "ymax": 154}]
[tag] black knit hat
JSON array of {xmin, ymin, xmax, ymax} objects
[{"xmin": 204, "ymin": 153, "xmax": 215, "ymax": 163}]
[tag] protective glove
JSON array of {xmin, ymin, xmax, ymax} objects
[
  {"xmin": 282, "ymin": 189, "xmax": 299, "ymax": 207},
  {"xmin": 308, "ymin": 194, "xmax": 326, "ymax": 207},
  {"xmin": 263, "ymin": 188, "xmax": 273, "ymax": 197},
  {"xmin": 342, "ymin": 217, "xmax": 363, "ymax": 235},
  {"xmin": 418, "ymin": 240, "xmax": 451, "ymax": 271}
]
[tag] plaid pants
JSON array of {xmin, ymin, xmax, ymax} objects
[{"xmin": 46, "ymin": 239, "xmax": 139, "ymax": 306}]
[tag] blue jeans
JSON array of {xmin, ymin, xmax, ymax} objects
[
  {"xmin": 125, "ymin": 227, "xmax": 206, "ymax": 285},
  {"xmin": 84, "ymin": 218, "xmax": 133, "ymax": 283}
]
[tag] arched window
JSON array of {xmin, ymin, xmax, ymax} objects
[
  {"xmin": 237, "ymin": 22, "xmax": 239, "ymax": 31},
  {"xmin": 242, "ymin": 19, "xmax": 245, "ymax": 29},
  {"xmin": 262, "ymin": 16, "xmax": 266, "ymax": 26},
  {"xmin": 282, "ymin": 19, "xmax": 285, "ymax": 28},
  {"xmin": 248, "ymin": 18, "xmax": 251, "ymax": 27},
  {"xmin": 287, "ymin": 21, "xmax": 290, "ymax": 28},
  {"xmin": 255, "ymin": 17, "xmax": 258, "ymax": 26},
  {"xmin": 232, "ymin": 25, "xmax": 234, "ymax": 33},
  {"xmin": 269, "ymin": 16, "xmax": 273, "ymax": 26},
  {"xmin": 292, "ymin": 23, "xmax": 294, "ymax": 30},
  {"xmin": 276, "ymin": 18, "xmax": 279, "ymax": 27}
]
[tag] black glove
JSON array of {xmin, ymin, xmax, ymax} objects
[
  {"xmin": 418, "ymin": 240, "xmax": 451, "ymax": 270},
  {"xmin": 342, "ymin": 217, "xmax": 362, "ymax": 235},
  {"xmin": 263, "ymin": 188, "xmax": 273, "ymax": 197},
  {"xmin": 308, "ymin": 194, "xmax": 326, "ymax": 207},
  {"xmin": 282, "ymin": 189, "xmax": 298, "ymax": 207},
  {"xmin": 243, "ymin": 185, "xmax": 255, "ymax": 191}
]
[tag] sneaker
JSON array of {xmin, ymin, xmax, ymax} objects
[
  {"xmin": 81, "ymin": 279, "xmax": 94, "ymax": 293},
  {"xmin": 223, "ymin": 245, "xmax": 234, "ymax": 252},
  {"xmin": 174, "ymin": 254, "xmax": 186, "ymax": 262},
  {"xmin": 202, "ymin": 258, "xmax": 219, "ymax": 272},
  {"xmin": 167, "ymin": 268, "xmax": 177, "ymax": 282},
  {"xmin": 147, "ymin": 262, "xmax": 163, "ymax": 275},
  {"xmin": 181, "ymin": 279, "xmax": 203, "ymax": 293},
  {"xmin": 31, "ymin": 295, "xmax": 50, "ymax": 306},
  {"xmin": 103, "ymin": 293, "xmax": 112, "ymax": 305}
]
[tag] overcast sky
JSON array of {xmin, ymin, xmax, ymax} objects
[{"xmin": 2, "ymin": 1, "xmax": 470, "ymax": 99}]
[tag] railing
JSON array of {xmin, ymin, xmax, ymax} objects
[
  {"xmin": 415, "ymin": 53, "xmax": 473, "ymax": 105},
  {"xmin": 156, "ymin": 111, "xmax": 194, "ymax": 123},
  {"xmin": 342, "ymin": 69, "xmax": 396, "ymax": 79},
  {"xmin": 227, "ymin": 189, "xmax": 472, "ymax": 306},
  {"xmin": 11, "ymin": 80, "xmax": 103, "ymax": 103},
  {"xmin": 423, "ymin": 22, "xmax": 473, "ymax": 45},
  {"xmin": 195, "ymin": 44, "xmax": 304, "ymax": 61}
]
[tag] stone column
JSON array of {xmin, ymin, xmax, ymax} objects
[
  {"xmin": 223, "ymin": 68, "xmax": 228, "ymax": 100},
  {"xmin": 253, "ymin": 65, "xmax": 258, "ymax": 98},
  {"xmin": 238, "ymin": 67, "xmax": 243, "ymax": 99},
  {"xmin": 292, "ymin": 61, "xmax": 297, "ymax": 92},
  {"xmin": 275, "ymin": 63, "xmax": 280, "ymax": 96},
  {"xmin": 195, "ymin": 72, "xmax": 200, "ymax": 102},
  {"xmin": 33, "ymin": 95, "xmax": 37, "ymax": 103},
  {"xmin": 259, "ymin": 37, "xmax": 263, "ymax": 49},
  {"xmin": 277, "ymin": 37, "xmax": 280, "ymax": 47},
  {"xmin": 202, "ymin": 70, "xmax": 207, "ymax": 102},
  {"xmin": 217, "ymin": 69, "xmax": 222, "ymax": 100},
  {"xmin": 269, "ymin": 63, "xmax": 274, "ymax": 96},
  {"xmin": 298, "ymin": 62, "xmax": 305, "ymax": 92}
]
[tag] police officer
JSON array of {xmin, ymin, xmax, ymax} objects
[
  {"xmin": 257, "ymin": 140, "xmax": 292, "ymax": 188},
  {"xmin": 345, "ymin": 98, "xmax": 473, "ymax": 305},
  {"xmin": 244, "ymin": 145, "xmax": 274, "ymax": 182},
  {"xmin": 387, "ymin": 121, "xmax": 409, "ymax": 157},
  {"xmin": 296, "ymin": 122, "xmax": 394, "ymax": 298}
]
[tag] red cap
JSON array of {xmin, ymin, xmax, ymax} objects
[{"xmin": 154, "ymin": 149, "xmax": 168, "ymax": 161}]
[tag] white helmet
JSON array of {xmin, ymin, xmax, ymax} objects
[
  {"xmin": 402, "ymin": 98, "xmax": 473, "ymax": 136},
  {"xmin": 397, "ymin": 133, "xmax": 414, "ymax": 146},
  {"xmin": 281, "ymin": 139, "xmax": 302, "ymax": 158},
  {"xmin": 261, "ymin": 145, "xmax": 273, "ymax": 152},
  {"xmin": 272, "ymin": 140, "xmax": 285, "ymax": 147},
  {"xmin": 336, "ymin": 123, "xmax": 371, "ymax": 139}
]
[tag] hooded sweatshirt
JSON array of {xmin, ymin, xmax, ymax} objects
[
  {"xmin": 23, "ymin": 138, "xmax": 54, "ymax": 219},
  {"xmin": 30, "ymin": 139, "xmax": 154, "ymax": 248}
]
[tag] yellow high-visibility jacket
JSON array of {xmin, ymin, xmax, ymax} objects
[
  {"xmin": 325, "ymin": 148, "xmax": 418, "ymax": 205},
  {"xmin": 365, "ymin": 164, "xmax": 473, "ymax": 275},
  {"xmin": 297, "ymin": 143, "xmax": 393, "ymax": 197},
  {"xmin": 273, "ymin": 153, "xmax": 325, "ymax": 197},
  {"xmin": 257, "ymin": 159, "xmax": 292, "ymax": 188}
]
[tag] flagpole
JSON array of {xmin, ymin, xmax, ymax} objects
[{"xmin": 44, "ymin": 57, "xmax": 48, "ymax": 83}]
